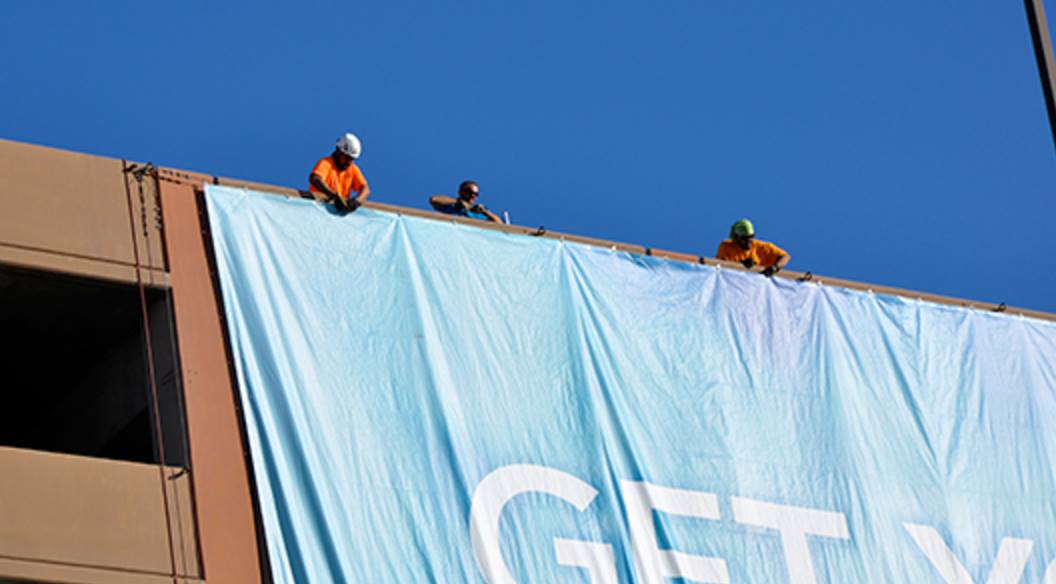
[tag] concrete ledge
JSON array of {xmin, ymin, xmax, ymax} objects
[
  {"xmin": 0, "ymin": 241, "xmax": 167, "ymax": 288},
  {"xmin": 0, "ymin": 447, "xmax": 199, "ymax": 580}
]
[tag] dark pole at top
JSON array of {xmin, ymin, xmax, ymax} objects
[{"xmin": 1025, "ymin": 0, "xmax": 1056, "ymax": 149}]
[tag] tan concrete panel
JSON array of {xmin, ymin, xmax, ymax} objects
[
  {"xmin": 159, "ymin": 180, "xmax": 263, "ymax": 583},
  {"xmin": 0, "ymin": 556, "xmax": 202, "ymax": 584},
  {"xmin": 0, "ymin": 447, "xmax": 197, "ymax": 579},
  {"xmin": 0, "ymin": 139, "xmax": 164, "ymax": 274},
  {"xmin": 0, "ymin": 242, "xmax": 167, "ymax": 287}
]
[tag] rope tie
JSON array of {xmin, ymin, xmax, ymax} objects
[{"xmin": 126, "ymin": 163, "xmax": 159, "ymax": 275}]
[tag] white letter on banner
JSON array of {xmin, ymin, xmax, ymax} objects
[
  {"xmin": 554, "ymin": 538, "xmax": 618, "ymax": 584},
  {"xmin": 620, "ymin": 481, "xmax": 730, "ymax": 584},
  {"xmin": 903, "ymin": 523, "xmax": 1034, "ymax": 584},
  {"xmin": 470, "ymin": 464, "xmax": 602, "ymax": 584},
  {"xmin": 731, "ymin": 497, "xmax": 849, "ymax": 584}
]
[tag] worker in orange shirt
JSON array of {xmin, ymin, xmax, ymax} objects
[
  {"xmin": 716, "ymin": 219, "xmax": 790, "ymax": 277},
  {"xmin": 309, "ymin": 132, "xmax": 372, "ymax": 214}
]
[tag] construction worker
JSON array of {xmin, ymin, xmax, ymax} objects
[
  {"xmin": 716, "ymin": 219, "xmax": 790, "ymax": 277},
  {"xmin": 429, "ymin": 180, "xmax": 504, "ymax": 223},
  {"xmin": 309, "ymin": 133, "xmax": 371, "ymax": 214}
]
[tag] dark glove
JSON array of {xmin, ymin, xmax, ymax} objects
[
  {"xmin": 332, "ymin": 196, "xmax": 360, "ymax": 215},
  {"xmin": 329, "ymin": 195, "xmax": 347, "ymax": 214},
  {"xmin": 741, "ymin": 257, "xmax": 756, "ymax": 269},
  {"xmin": 761, "ymin": 265, "xmax": 779, "ymax": 277}
]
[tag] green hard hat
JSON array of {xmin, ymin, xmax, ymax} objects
[{"xmin": 730, "ymin": 219, "xmax": 755, "ymax": 238}]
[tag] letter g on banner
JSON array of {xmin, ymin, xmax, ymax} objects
[{"xmin": 470, "ymin": 465, "xmax": 604, "ymax": 584}]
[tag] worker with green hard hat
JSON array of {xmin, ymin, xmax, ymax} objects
[{"xmin": 716, "ymin": 218, "xmax": 790, "ymax": 277}]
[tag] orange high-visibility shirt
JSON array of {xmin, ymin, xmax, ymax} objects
[
  {"xmin": 309, "ymin": 156, "xmax": 367, "ymax": 199},
  {"xmin": 716, "ymin": 239, "xmax": 788, "ymax": 267}
]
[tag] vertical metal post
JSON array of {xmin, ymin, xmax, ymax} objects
[{"xmin": 1025, "ymin": 0, "xmax": 1056, "ymax": 148}]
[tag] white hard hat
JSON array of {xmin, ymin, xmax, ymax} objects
[{"xmin": 336, "ymin": 132, "xmax": 362, "ymax": 159}]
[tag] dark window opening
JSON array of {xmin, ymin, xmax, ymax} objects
[{"xmin": 0, "ymin": 264, "xmax": 188, "ymax": 467}]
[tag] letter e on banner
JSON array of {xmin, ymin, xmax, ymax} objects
[{"xmin": 620, "ymin": 481, "xmax": 730, "ymax": 584}]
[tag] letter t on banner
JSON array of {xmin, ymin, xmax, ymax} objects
[
  {"xmin": 731, "ymin": 497, "xmax": 850, "ymax": 584},
  {"xmin": 620, "ymin": 481, "xmax": 730, "ymax": 584}
]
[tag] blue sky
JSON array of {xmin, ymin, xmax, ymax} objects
[{"xmin": 3, "ymin": 1, "xmax": 1054, "ymax": 312}]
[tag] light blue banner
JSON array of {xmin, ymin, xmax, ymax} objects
[{"xmin": 206, "ymin": 185, "xmax": 1056, "ymax": 583}]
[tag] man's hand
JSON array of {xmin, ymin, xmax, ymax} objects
[
  {"xmin": 741, "ymin": 257, "xmax": 756, "ymax": 269},
  {"xmin": 471, "ymin": 203, "xmax": 504, "ymax": 224},
  {"xmin": 329, "ymin": 195, "xmax": 347, "ymax": 215},
  {"xmin": 331, "ymin": 196, "xmax": 360, "ymax": 215},
  {"xmin": 761, "ymin": 265, "xmax": 780, "ymax": 277}
]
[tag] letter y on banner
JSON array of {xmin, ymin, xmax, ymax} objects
[{"xmin": 903, "ymin": 523, "xmax": 1033, "ymax": 584}]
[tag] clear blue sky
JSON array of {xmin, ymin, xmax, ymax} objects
[{"xmin": 3, "ymin": 2, "xmax": 1054, "ymax": 312}]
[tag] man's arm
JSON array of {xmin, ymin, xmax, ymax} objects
[
  {"xmin": 473, "ymin": 204, "xmax": 504, "ymax": 224},
  {"xmin": 429, "ymin": 195, "xmax": 457, "ymax": 210},
  {"xmin": 309, "ymin": 173, "xmax": 340, "ymax": 202},
  {"xmin": 353, "ymin": 183, "xmax": 371, "ymax": 206},
  {"xmin": 761, "ymin": 250, "xmax": 791, "ymax": 277}
]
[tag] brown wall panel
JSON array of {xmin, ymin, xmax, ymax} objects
[
  {"xmin": 0, "ymin": 243, "xmax": 165, "ymax": 287},
  {"xmin": 0, "ymin": 139, "xmax": 165, "ymax": 282},
  {"xmin": 0, "ymin": 557, "xmax": 202, "ymax": 584},
  {"xmin": 0, "ymin": 447, "xmax": 197, "ymax": 579},
  {"xmin": 159, "ymin": 179, "xmax": 263, "ymax": 584}
]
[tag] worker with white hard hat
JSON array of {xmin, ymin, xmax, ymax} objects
[{"xmin": 309, "ymin": 132, "xmax": 371, "ymax": 213}]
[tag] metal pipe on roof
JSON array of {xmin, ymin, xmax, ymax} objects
[{"xmin": 1025, "ymin": 0, "xmax": 1056, "ymax": 149}]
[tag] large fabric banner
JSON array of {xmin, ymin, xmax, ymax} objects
[{"xmin": 206, "ymin": 185, "xmax": 1056, "ymax": 583}]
